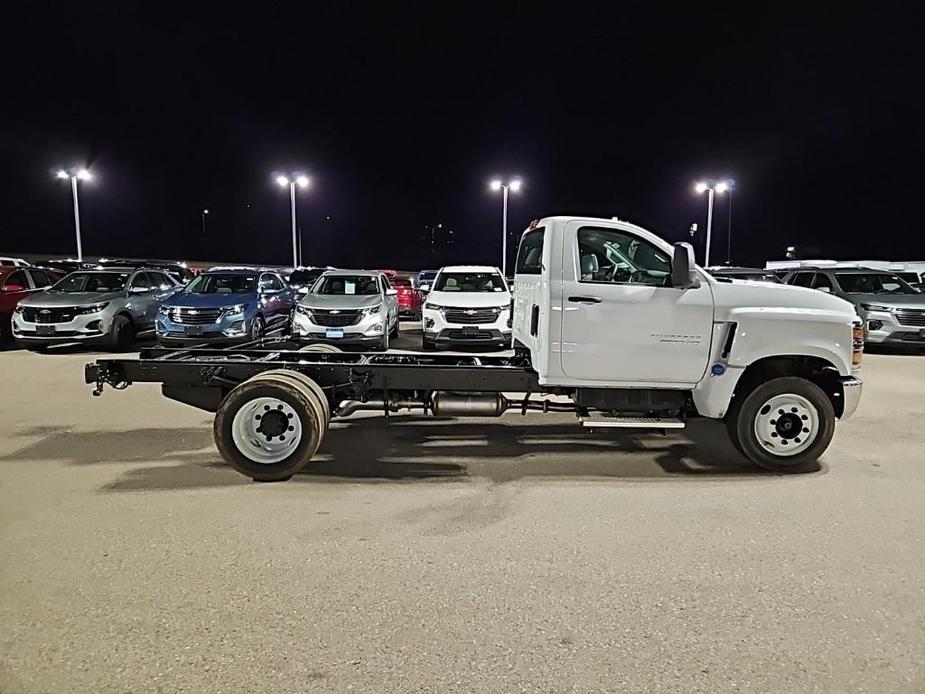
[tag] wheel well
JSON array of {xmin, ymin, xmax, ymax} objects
[
  {"xmin": 115, "ymin": 310, "xmax": 135, "ymax": 325},
  {"xmin": 737, "ymin": 355, "xmax": 845, "ymax": 417}
]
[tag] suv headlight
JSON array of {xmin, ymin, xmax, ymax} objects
[
  {"xmin": 424, "ymin": 302, "xmax": 445, "ymax": 311},
  {"xmin": 220, "ymin": 303, "xmax": 248, "ymax": 317},
  {"xmin": 76, "ymin": 302, "xmax": 109, "ymax": 315},
  {"xmin": 295, "ymin": 304, "xmax": 312, "ymax": 315},
  {"xmin": 362, "ymin": 304, "xmax": 382, "ymax": 316},
  {"xmin": 860, "ymin": 303, "xmax": 892, "ymax": 312},
  {"xmin": 158, "ymin": 305, "xmax": 171, "ymax": 315}
]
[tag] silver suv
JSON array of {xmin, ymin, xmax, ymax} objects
[
  {"xmin": 13, "ymin": 266, "xmax": 180, "ymax": 351},
  {"xmin": 784, "ymin": 267, "xmax": 925, "ymax": 345}
]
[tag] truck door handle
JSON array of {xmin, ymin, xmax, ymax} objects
[{"xmin": 568, "ymin": 296, "xmax": 601, "ymax": 304}]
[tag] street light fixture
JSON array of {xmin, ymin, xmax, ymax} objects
[
  {"xmin": 693, "ymin": 178, "xmax": 734, "ymax": 266},
  {"xmin": 489, "ymin": 177, "xmax": 522, "ymax": 275},
  {"xmin": 275, "ymin": 173, "xmax": 311, "ymax": 268},
  {"xmin": 55, "ymin": 167, "xmax": 93, "ymax": 262},
  {"xmin": 201, "ymin": 209, "xmax": 209, "ymax": 239}
]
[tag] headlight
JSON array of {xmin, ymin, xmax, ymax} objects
[
  {"xmin": 362, "ymin": 304, "xmax": 382, "ymax": 316},
  {"xmin": 295, "ymin": 304, "xmax": 312, "ymax": 315},
  {"xmin": 76, "ymin": 302, "xmax": 109, "ymax": 315},
  {"xmin": 220, "ymin": 303, "xmax": 248, "ymax": 317},
  {"xmin": 860, "ymin": 303, "xmax": 892, "ymax": 312},
  {"xmin": 424, "ymin": 302, "xmax": 445, "ymax": 310},
  {"xmin": 158, "ymin": 305, "xmax": 171, "ymax": 315}
]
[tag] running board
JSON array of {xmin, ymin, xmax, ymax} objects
[{"xmin": 580, "ymin": 415, "xmax": 685, "ymax": 429}]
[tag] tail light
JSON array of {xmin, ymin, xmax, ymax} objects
[{"xmin": 851, "ymin": 321, "xmax": 864, "ymax": 371}]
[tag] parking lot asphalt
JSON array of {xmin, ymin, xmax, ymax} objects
[{"xmin": 2, "ymin": 325, "xmax": 925, "ymax": 693}]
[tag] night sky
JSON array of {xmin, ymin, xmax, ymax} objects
[{"xmin": 2, "ymin": 3, "xmax": 923, "ymax": 270}]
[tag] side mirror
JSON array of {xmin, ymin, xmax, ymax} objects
[
  {"xmin": 297, "ymin": 287, "xmax": 309, "ymax": 294},
  {"xmin": 3, "ymin": 283, "xmax": 26, "ymax": 292},
  {"xmin": 817, "ymin": 286, "xmax": 832, "ymax": 293},
  {"xmin": 386, "ymin": 288, "xmax": 398, "ymax": 296},
  {"xmin": 671, "ymin": 242, "xmax": 700, "ymax": 289}
]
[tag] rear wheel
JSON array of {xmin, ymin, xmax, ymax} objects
[
  {"xmin": 106, "ymin": 314, "xmax": 133, "ymax": 352},
  {"xmin": 726, "ymin": 376, "xmax": 835, "ymax": 473},
  {"xmin": 214, "ymin": 376, "xmax": 327, "ymax": 481},
  {"xmin": 248, "ymin": 315, "xmax": 265, "ymax": 342}
]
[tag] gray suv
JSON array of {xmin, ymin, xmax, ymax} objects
[
  {"xmin": 784, "ymin": 267, "xmax": 925, "ymax": 345},
  {"xmin": 13, "ymin": 267, "xmax": 180, "ymax": 351}
]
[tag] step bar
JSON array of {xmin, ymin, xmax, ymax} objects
[{"xmin": 580, "ymin": 414, "xmax": 685, "ymax": 429}]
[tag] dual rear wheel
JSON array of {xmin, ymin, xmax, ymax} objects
[{"xmin": 214, "ymin": 369, "xmax": 331, "ymax": 481}]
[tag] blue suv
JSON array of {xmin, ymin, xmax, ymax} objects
[{"xmin": 157, "ymin": 268, "xmax": 295, "ymax": 345}]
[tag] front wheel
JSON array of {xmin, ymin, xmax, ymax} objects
[
  {"xmin": 726, "ymin": 376, "xmax": 835, "ymax": 473},
  {"xmin": 106, "ymin": 314, "xmax": 134, "ymax": 352},
  {"xmin": 248, "ymin": 315, "xmax": 265, "ymax": 342}
]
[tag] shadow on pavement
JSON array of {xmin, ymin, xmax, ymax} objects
[{"xmin": 2, "ymin": 413, "xmax": 818, "ymax": 492}]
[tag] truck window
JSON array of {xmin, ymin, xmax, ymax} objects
[
  {"xmin": 812, "ymin": 273, "xmax": 833, "ymax": 291},
  {"xmin": 789, "ymin": 272, "xmax": 814, "ymax": 287},
  {"xmin": 515, "ymin": 228, "xmax": 544, "ymax": 275},
  {"xmin": 576, "ymin": 227, "xmax": 670, "ymax": 286}
]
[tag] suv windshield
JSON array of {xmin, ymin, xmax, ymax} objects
[
  {"xmin": 52, "ymin": 272, "xmax": 130, "ymax": 293},
  {"xmin": 184, "ymin": 273, "xmax": 256, "ymax": 294},
  {"xmin": 836, "ymin": 273, "xmax": 918, "ymax": 295},
  {"xmin": 434, "ymin": 272, "xmax": 506, "ymax": 292},
  {"xmin": 312, "ymin": 275, "xmax": 380, "ymax": 295}
]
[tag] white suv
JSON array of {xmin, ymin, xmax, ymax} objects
[{"xmin": 422, "ymin": 265, "xmax": 512, "ymax": 351}]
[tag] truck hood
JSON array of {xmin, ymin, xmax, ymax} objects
[
  {"xmin": 298, "ymin": 294, "xmax": 383, "ymax": 310},
  {"xmin": 845, "ymin": 292, "xmax": 925, "ymax": 310},
  {"xmin": 426, "ymin": 290, "xmax": 512, "ymax": 308},
  {"xmin": 162, "ymin": 292, "xmax": 256, "ymax": 309},
  {"xmin": 709, "ymin": 278, "xmax": 858, "ymax": 319},
  {"xmin": 20, "ymin": 290, "xmax": 124, "ymax": 307}
]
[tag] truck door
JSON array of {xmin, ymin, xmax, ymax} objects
[{"xmin": 559, "ymin": 221, "xmax": 714, "ymax": 385}]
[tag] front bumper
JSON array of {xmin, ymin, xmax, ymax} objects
[
  {"xmin": 292, "ymin": 309, "xmax": 386, "ymax": 344},
  {"xmin": 838, "ymin": 376, "xmax": 863, "ymax": 419},
  {"xmin": 862, "ymin": 310, "xmax": 925, "ymax": 344},
  {"xmin": 422, "ymin": 306, "xmax": 512, "ymax": 348},
  {"xmin": 156, "ymin": 312, "xmax": 252, "ymax": 344},
  {"xmin": 12, "ymin": 310, "xmax": 111, "ymax": 345}
]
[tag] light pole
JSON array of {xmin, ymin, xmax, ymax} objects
[
  {"xmin": 201, "ymin": 209, "xmax": 209, "ymax": 239},
  {"xmin": 56, "ymin": 168, "xmax": 92, "ymax": 262},
  {"xmin": 275, "ymin": 174, "xmax": 310, "ymax": 268},
  {"xmin": 489, "ymin": 177, "xmax": 522, "ymax": 275},
  {"xmin": 694, "ymin": 179, "xmax": 733, "ymax": 267}
]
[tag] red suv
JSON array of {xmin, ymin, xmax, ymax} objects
[
  {"xmin": 0, "ymin": 266, "xmax": 62, "ymax": 341},
  {"xmin": 391, "ymin": 277, "xmax": 423, "ymax": 319}
]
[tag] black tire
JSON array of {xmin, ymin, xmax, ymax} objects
[
  {"xmin": 375, "ymin": 331, "xmax": 389, "ymax": 352},
  {"xmin": 214, "ymin": 377, "xmax": 325, "ymax": 481},
  {"xmin": 422, "ymin": 337, "xmax": 436, "ymax": 352},
  {"xmin": 298, "ymin": 343, "xmax": 342, "ymax": 354},
  {"xmin": 107, "ymin": 314, "xmax": 133, "ymax": 352},
  {"xmin": 24, "ymin": 344, "xmax": 48, "ymax": 353},
  {"xmin": 726, "ymin": 376, "xmax": 835, "ymax": 473},
  {"xmin": 248, "ymin": 315, "xmax": 265, "ymax": 342},
  {"xmin": 390, "ymin": 317, "xmax": 400, "ymax": 339}
]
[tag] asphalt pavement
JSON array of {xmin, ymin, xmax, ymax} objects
[{"xmin": 1, "ymin": 326, "xmax": 924, "ymax": 693}]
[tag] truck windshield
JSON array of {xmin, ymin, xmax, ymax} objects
[
  {"xmin": 312, "ymin": 275, "xmax": 380, "ymax": 295},
  {"xmin": 184, "ymin": 274, "xmax": 256, "ymax": 294},
  {"xmin": 836, "ymin": 273, "xmax": 918, "ymax": 295},
  {"xmin": 434, "ymin": 272, "xmax": 506, "ymax": 292},
  {"xmin": 52, "ymin": 272, "xmax": 130, "ymax": 293}
]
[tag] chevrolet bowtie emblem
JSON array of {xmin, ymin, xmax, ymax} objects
[
  {"xmin": 464, "ymin": 309, "xmax": 476, "ymax": 315},
  {"xmin": 330, "ymin": 310, "xmax": 340, "ymax": 314}
]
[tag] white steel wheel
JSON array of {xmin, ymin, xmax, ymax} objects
[
  {"xmin": 214, "ymin": 377, "xmax": 325, "ymax": 481},
  {"xmin": 752, "ymin": 393, "xmax": 820, "ymax": 456},
  {"xmin": 231, "ymin": 396, "xmax": 302, "ymax": 464},
  {"xmin": 726, "ymin": 376, "xmax": 836, "ymax": 473},
  {"xmin": 252, "ymin": 370, "xmax": 331, "ymax": 429},
  {"xmin": 298, "ymin": 343, "xmax": 342, "ymax": 353}
]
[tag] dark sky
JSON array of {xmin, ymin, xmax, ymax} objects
[{"xmin": 1, "ymin": 3, "xmax": 923, "ymax": 269}]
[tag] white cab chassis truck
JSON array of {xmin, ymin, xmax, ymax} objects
[{"xmin": 86, "ymin": 215, "xmax": 863, "ymax": 481}]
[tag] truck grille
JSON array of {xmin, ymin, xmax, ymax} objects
[
  {"xmin": 167, "ymin": 307, "xmax": 222, "ymax": 324},
  {"xmin": 895, "ymin": 309, "xmax": 925, "ymax": 327},
  {"xmin": 310, "ymin": 310, "xmax": 362, "ymax": 327},
  {"xmin": 22, "ymin": 307, "xmax": 77, "ymax": 323},
  {"xmin": 443, "ymin": 307, "xmax": 500, "ymax": 324}
]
